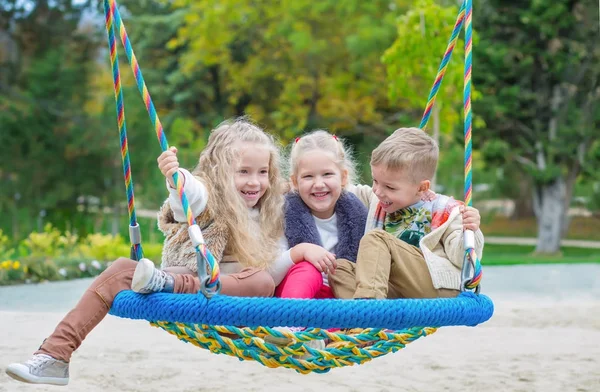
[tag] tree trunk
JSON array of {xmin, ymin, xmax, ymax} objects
[
  {"xmin": 511, "ymin": 176, "xmax": 535, "ymax": 219},
  {"xmin": 533, "ymin": 177, "xmax": 566, "ymax": 254},
  {"xmin": 533, "ymin": 85, "xmax": 565, "ymax": 254}
]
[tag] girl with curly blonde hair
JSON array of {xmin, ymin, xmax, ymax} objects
[{"xmin": 7, "ymin": 118, "xmax": 289, "ymax": 386}]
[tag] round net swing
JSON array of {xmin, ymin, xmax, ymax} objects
[{"xmin": 103, "ymin": 0, "xmax": 493, "ymax": 374}]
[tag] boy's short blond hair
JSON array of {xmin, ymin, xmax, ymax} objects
[{"xmin": 370, "ymin": 127, "xmax": 439, "ymax": 183}]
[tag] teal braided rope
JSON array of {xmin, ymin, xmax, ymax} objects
[
  {"xmin": 104, "ymin": 0, "xmax": 220, "ymax": 289},
  {"xmin": 151, "ymin": 322, "xmax": 436, "ymax": 374},
  {"xmin": 462, "ymin": 0, "xmax": 482, "ymax": 288},
  {"xmin": 419, "ymin": 0, "xmax": 466, "ymax": 129},
  {"xmin": 103, "ymin": 0, "xmax": 142, "ymax": 260}
]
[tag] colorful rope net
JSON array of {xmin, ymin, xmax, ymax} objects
[{"xmin": 104, "ymin": 0, "xmax": 491, "ymax": 374}]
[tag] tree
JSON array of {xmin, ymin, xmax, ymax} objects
[
  {"xmin": 0, "ymin": 0, "xmax": 111, "ymax": 238},
  {"xmin": 474, "ymin": 0, "xmax": 600, "ymax": 253},
  {"xmin": 382, "ymin": 0, "xmax": 470, "ymax": 189},
  {"xmin": 166, "ymin": 0, "xmax": 414, "ymax": 144}
]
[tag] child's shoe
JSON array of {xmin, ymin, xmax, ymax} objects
[
  {"xmin": 299, "ymin": 338, "xmax": 326, "ymax": 359},
  {"xmin": 263, "ymin": 326, "xmax": 300, "ymax": 346},
  {"xmin": 263, "ymin": 327, "xmax": 327, "ymax": 360},
  {"xmin": 5, "ymin": 354, "xmax": 69, "ymax": 385},
  {"xmin": 131, "ymin": 258, "xmax": 174, "ymax": 294}
]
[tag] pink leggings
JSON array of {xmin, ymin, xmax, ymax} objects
[{"xmin": 275, "ymin": 261, "xmax": 334, "ymax": 299}]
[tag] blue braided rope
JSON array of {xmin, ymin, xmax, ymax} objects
[{"xmin": 110, "ymin": 291, "xmax": 494, "ymax": 330}]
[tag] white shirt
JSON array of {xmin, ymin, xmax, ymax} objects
[
  {"xmin": 313, "ymin": 213, "xmax": 338, "ymax": 286},
  {"xmin": 277, "ymin": 213, "xmax": 339, "ymax": 287}
]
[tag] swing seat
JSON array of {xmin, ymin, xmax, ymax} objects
[
  {"xmin": 104, "ymin": 0, "xmax": 491, "ymax": 374},
  {"xmin": 109, "ymin": 291, "xmax": 493, "ymax": 373}
]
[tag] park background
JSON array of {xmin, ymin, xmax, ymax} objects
[
  {"xmin": 0, "ymin": 1, "xmax": 599, "ymax": 391},
  {"xmin": 0, "ymin": 0, "xmax": 598, "ymax": 283}
]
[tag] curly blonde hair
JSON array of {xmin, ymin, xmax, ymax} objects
[
  {"xmin": 191, "ymin": 118, "xmax": 284, "ymax": 269},
  {"xmin": 287, "ymin": 130, "xmax": 358, "ymax": 188}
]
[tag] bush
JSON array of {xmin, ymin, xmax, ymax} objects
[
  {"xmin": 0, "ymin": 225, "xmax": 164, "ymax": 285},
  {"xmin": 19, "ymin": 223, "xmax": 78, "ymax": 259},
  {"xmin": 141, "ymin": 242, "xmax": 163, "ymax": 263},
  {"xmin": 0, "ymin": 260, "xmax": 26, "ymax": 283},
  {"xmin": 77, "ymin": 233, "xmax": 130, "ymax": 261}
]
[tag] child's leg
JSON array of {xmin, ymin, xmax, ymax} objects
[
  {"xmin": 327, "ymin": 258, "xmax": 357, "ymax": 299},
  {"xmin": 354, "ymin": 230, "xmax": 459, "ymax": 299},
  {"xmin": 8, "ymin": 260, "xmax": 273, "ymax": 385},
  {"xmin": 314, "ymin": 284, "xmax": 335, "ymax": 299},
  {"xmin": 215, "ymin": 268, "xmax": 275, "ymax": 297},
  {"xmin": 35, "ymin": 257, "xmax": 138, "ymax": 362},
  {"xmin": 386, "ymin": 240, "xmax": 459, "ymax": 299},
  {"xmin": 275, "ymin": 261, "xmax": 323, "ymax": 299},
  {"xmin": 35, "ymin": 261, "xmax": 274, "ymax": 362}
]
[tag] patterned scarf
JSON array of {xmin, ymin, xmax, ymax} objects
[{"xmin": 372, "ymin": 194, "xmax": 462, "ymax": 246}]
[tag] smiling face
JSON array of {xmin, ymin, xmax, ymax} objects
[
  {"xmin": 292, "ymin": 150, "xmax": 348, "ymax": 219},
  {"xmin": 370, "ymin": 164, "xmax": 429, "ymax": 213},
  {"xmin": 234, "ymin": 142, "xmax": 271, "ymax": 208}
]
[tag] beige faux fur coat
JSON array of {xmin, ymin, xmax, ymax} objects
[{"xmin": 157, "ymin": 199, "xmax": 229, "ymax": 273}]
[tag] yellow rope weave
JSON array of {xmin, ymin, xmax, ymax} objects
[{"xmin": 150, "ymin": 321, "xmax": 437, "ymax": 374}]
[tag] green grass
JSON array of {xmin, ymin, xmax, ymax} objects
[
  {"xmin": 481, "ymin": 216, "xmax": 600, "ymax": 241},
  {"xmin": 482, "ymin": 244, "xmax": 600, "ymax": 266}
]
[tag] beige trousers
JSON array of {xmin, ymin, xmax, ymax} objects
[{"xmin": 329, "ymin": 230, "xmax": 459, "ymax": 299}]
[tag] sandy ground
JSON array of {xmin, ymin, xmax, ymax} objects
[{"xmin": 0, "ymin": 264, "xmax": 599, "ymax": 392}]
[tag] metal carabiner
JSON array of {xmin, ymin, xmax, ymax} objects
[
  {"xmin": 460, "ymin": 251, "xmax": 481, "ymax": 294},
  {"xmin": 195, "ymin": 250, "xmax": 221, "ymax": 298}
]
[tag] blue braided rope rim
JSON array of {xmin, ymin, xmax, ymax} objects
[
  {"xmin": 104, "ymin": 0, "xmax": 495, "ymax": 372},
  {"xmin": 110, "ymin": 291, "xmax": 493, "ymax": 329}
]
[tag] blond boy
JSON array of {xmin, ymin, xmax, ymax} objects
[{"xmin": 330, "ymin": 127, "xmax": 484, "ymax": 299}]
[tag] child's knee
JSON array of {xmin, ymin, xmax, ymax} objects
[
  {"xmin": 225, "ymin": 268, "xmax": 275, "ymax": 297},
  {"xmin": 292, "ymin": 261, "xmax": 322, "ymax": 277},
  {"xmin": 108, "ymin": 257, "xmax": 138, "ymax": 272},
  {"xmin": 252, "ymin": 270, "xmax": 275, "ymax": 297},
  {"xmin": 360, "ymin": 229, "xmax": 386, "ymax": 246}
]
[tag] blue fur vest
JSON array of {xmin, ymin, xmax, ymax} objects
[{"xmin": 284, "ymin": 191, "xmax": 368, "ymax": 262}]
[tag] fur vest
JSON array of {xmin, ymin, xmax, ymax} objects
[
  {"xmin": 157, "ymin": 199, "xmax": 229, "ymax": 273},
  {"xmin": 284, "ymin": 191, "xmax": 367, "ymax": 262}
]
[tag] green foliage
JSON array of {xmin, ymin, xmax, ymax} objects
[
  {"xmin": 142, "ymin": 242, "xmax": 164, "ymax": 262},
  {"xmin": 19, "ymin": 224, "xmax": 78, "ymax": 259},
  {"xmin": 0, "ymin": 223, "xmax": 164, "ymax": 285},
  {"xmin": 77, "ymin": 233, "xmax": 130, "ymax": 261},
  {"xmin": 382, "ymin": 0, "xmax": 466, "ymax": 126},
  {"xmin": 0, "ymin": 0, "xmax": 118, "ymax": 239},
  {"xmin": 473, "ymin": 0, "xmax": 599, "ymax": 186},
  {"xmin": 1, "ymin": 0, "xmax": 598, "ymax": 257},
  {"xmin": 0, "ymin": 230, "xmax": 11, "ymax": 260},
  {"xmin": 167, "ymin": 0, "xmax": 410, "ymax": 140}
]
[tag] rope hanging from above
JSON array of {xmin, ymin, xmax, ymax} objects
[
  {"xmin": 103, "ymin": 0, "xmax": 220, "ymax": 293},
  {"xmin": 104, "ymin": 0, "xmax": 492, "ymax": 374}
]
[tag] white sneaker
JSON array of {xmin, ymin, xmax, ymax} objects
[
  {"xmin": 5, "ymin": 354, "xmax": 69, "ymax": 386},
  {"xmin": 264, "ymin": 326, "xmax": 298, "ymax": 346},
  {"xmin": 131, "ymin": 258, "xmax": 172, "ymax": 293}
]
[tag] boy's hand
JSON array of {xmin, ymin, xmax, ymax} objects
[
  {"xmin": 461, "ymin": 206, "xmax": 481, "ymax": 231},
  {"xmin": 420, "ymin": 189, "xmax": 437, "ymax": 202},
  {"xmin": 157, "ymin": 147, "xmax": 179, "ymax": 188},
  {"xmin": 294, "ymin": 243, "xmax": 337, "ymax": 274}
]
